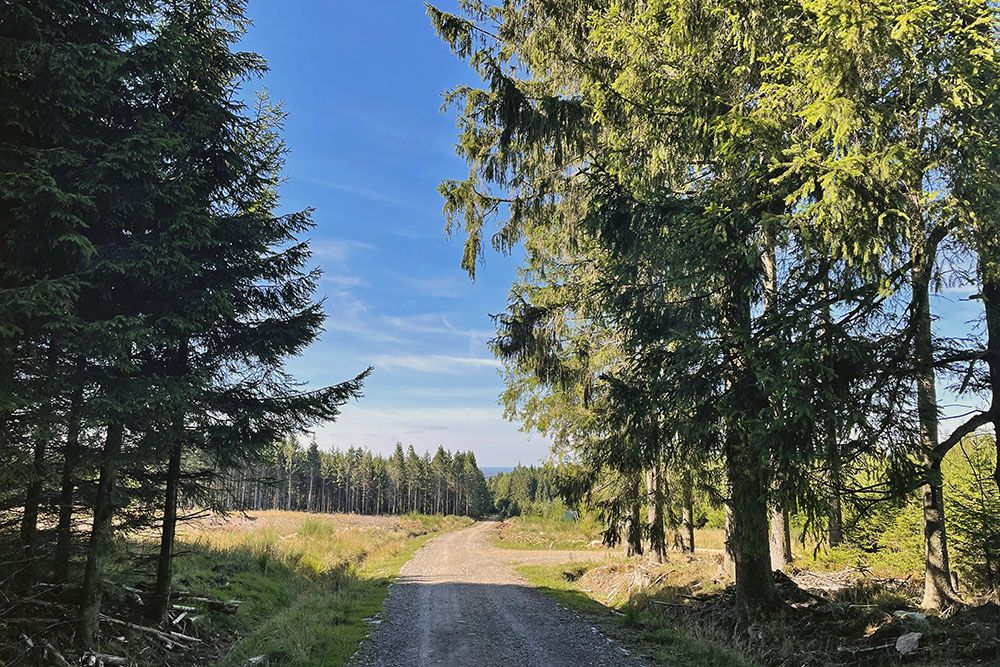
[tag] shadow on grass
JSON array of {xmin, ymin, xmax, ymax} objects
[{"xmin": 0, "ymin": 528, "xmax": 422, "ymax": 667}]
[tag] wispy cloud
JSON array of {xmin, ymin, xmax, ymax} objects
[
  {"xmin": 295, "ymin": 176, "xmax": 434, "ymax": 214},
  {"xmin": 397, "ymin": 273, "xmax": 468, "ymax": 299},
  {"xmin": 373, "ymin": 354, "xmax": 502, "ymax": 375},
  {"xmin": 310, "ymin": 237, "xmax": 375, "ymax": 263},
  {"xmin": 314, "ymin": 404, "xmax": 549, "ymax": 466},
  {"xmin": 322, "ymin": 272, "xmax": 365, "ymax": 287}
]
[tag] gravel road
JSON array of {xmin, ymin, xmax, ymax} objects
[{"xmin": 351, "ymin": 521, "xmax": 649, "ymax": 667}]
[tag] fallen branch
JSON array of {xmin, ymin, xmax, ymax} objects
[
  {"xmin": 100, "ymin": 614, "xmax": 201, "ymax": 645},
  {"xmin": 84, "ymin": 653, "xmax": 131, "ymax": 665},
  {"xmin": 174, "ymin": 595, "xmax": 240, "ymax": 613},
  {"xmin": 42, "ymin": 640, "xmax": 72, "ymax": 667}
]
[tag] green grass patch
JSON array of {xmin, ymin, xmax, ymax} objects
[
  {"xmin": 516, "ymin": 562, "xmax": 753, "ymax": 667},
  {"xmin": 169, "ymin": 511, "xmax": 471, "ymax": 667},
  {"xmin": 493, "ymin": 514, "xmax": 601, "ymax": 550}
]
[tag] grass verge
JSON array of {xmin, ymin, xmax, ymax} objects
[
  {"xmin": 175, "ymin": 512, "xmax": 471, "ymax": 667},
  {"xmin": 492, "ymin": 515, "xmax": 727, "ymax": 553},
  {"xmin": 516, "ymin": 562, "xmax": 752, "ymax": 667}
]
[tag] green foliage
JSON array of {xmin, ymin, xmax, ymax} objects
[
  {"xmin": 804, "ymin": 436, "xmax": 1000, "ymax": 588},
  {"xmin": 430, "ymin": 0, "xmax": 1000, "ymax": 616},
  {"xmin": 488, "ymin": 463, "xmax": 561, "ymax": 517},
  {"xmin": 944, "ymin": 436, "xmax": 1000, "ymax": 589}
]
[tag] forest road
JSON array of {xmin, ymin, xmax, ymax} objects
[{"xmin": 350, "ymin": 521, "xmax": 649, "ymax": 667}]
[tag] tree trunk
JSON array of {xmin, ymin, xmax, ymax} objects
[
  {"xmin": 922, "ymin": 455, "xmax": 959, "ymax": 608},
  {"xmin": 769, "ymin": 508, "xmax": 792, "ymax": 570},
  {"xmin": 912, "ymin": 252, "xmax": 960, "ymax": 609},
  {"xmin": 307, "ymin": 469, "xmax": 314, "ymax": 512},
  {"xmin": 680, "ymin": 467, "xmax": 695, "ymax": 553},
  {"xmin": 819, "ymin": 269, "xmax": 844, "ymax": 547},
  {"xmin": 727, "ymin": 440, "xmax": 779, "ymax": 622},
  {"xmin": 646, "ymin": 464, "xmax": 666, "ymax": 562},
  {"xmin": 624, "ymin": 474, "xmax": 644, "ymax": 557},
  {"xmin": 982, "ymin": 278, "xmax": 1000, "ymax": 494},
  {"xmin": 54, "ymin": 367, "xmax": 86, "ymax": 582},
  {"xmin": 76, "ymin": 421, "xmax": 124, "ymax": 649},
  {"xmin": 147, "ymin": 432, "xmax": 182, "ymax": 622},
  {"xmin": 761, "ymin": 235, "xmax": 791, "ymax": 571},
  {"xmin": 827, "ymin": 440, "xmax": 844, "ymax": 547},
  {"xmin": 18, "ymin": 348, "xmax": 58, "ymax": 593},
  {"xmin": 723, "ymin": 257, "xmax": 779, "ymax": 623}
]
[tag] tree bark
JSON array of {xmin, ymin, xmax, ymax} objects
[
  {"xmin": 147, "ymin": 430, "xmax": 182, "ymax": 622},
  {"xmin": 680, "ymin": 467, "xmax": 695, "ymax": 553},
  {"xmin": 761, "ymin": 235, "xmax": 791, "ymax": 571},
  {"xmin": 307, "ymin": 468, "xmax": 314, "ymax": 512},
  {"xmin": 18, "ymin": 348, "xmax": 58, "ymax": 593},
  {"xmin": 147, "ymin": 340, "xmax": 188, "ymax": 623},
  {"xmin": 827, "ymin": 438, "xmax": 844, "ymax": 547},
  {"xmin": 982, "ymin": 278, "xmax": 1000, "ymax": 494},
  {"xmin": 911, "ymin": 246, "xmax": 960, "ymax": 609},
  {"xmin": 646, "ymin": 463, "xmax": 666, "ymax": 562},
  {"xmin": 922, "ymin": 455, "xmax": 959, "ymax": 608},
  {"xmin": 769, "ymin": 508, "xmax": 792, "ymax": 569},
  {"xmin": 723, "ymin": 257, "xmax": 779, "ymax": 622},
  {"xmin": 727, "ymin": 433, "xmax": 779, "ymax": 622},
  {"xmin": 76, "ymin": 421, "xmax": 124, "ymax": 649},
  {"xmin": 54, "ymin": 363, "xmax": 86, "ymax": 582},
  {"xmin": 625, "ymin": 474, "xmax": 644, "ymax": 557}
]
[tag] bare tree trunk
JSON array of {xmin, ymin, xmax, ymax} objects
[
  {"xmin": 769, "ymin": 509, "xmax": 792, "ymax": 570},
  {"xmin": 762, "ymin": 236, "xmax": 791, "ymax": 571},
  {"xmin": 728, "ymin": 442, "xmax": 778, "ymax": 622},
  {"xmin": 912, "ymin": 247, "xmax": 960, "ymax": 609},
  {"xmin": 625, "ymin": 474, "xmax": 644, "ymax": 557},
  {"xmin": 147, "ymin": 342, "xmax": 187, "ymax": 623},
  {"xmin": 148, "ymin": 434, "xmax": 182, "ymax": 622},
  {"xmin": 723, "ymin": 261, "xmax": 779, "ymax": 623},
  {"xmin": 54, "ymin": 365, "xmax": 86, "ymax": 582},
  {"xmin": 646, "ymin": 463, "xmax": 666, "ymax": 562},
  {"xmin": 827, "ymin": 439, "xmax": 844, "ymax": 547},
  {"xmin": 76, "ymin": 422, "xmax": 124, "ymax": 649},
  {"xmin": 982, "ymin": 278, "xmax": 1000, "ymax": 494},
  {"xmin": 680, "ymin": 467, "xmax": 695, "ymax": 553},
  {"xmin": 18, "ymin": 348, "xmax": 58, "ymax": 593}
]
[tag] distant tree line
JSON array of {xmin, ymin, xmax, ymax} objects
[
  {"xmin": 206, "ymin": 441, "xmax": 492, "ymax": 518},
  {"xmin": 488, "ymin": 464, "xmax": 560, "ymax": 517},
  {"xmin": 0, "ymin": 0, "xmax": 366, "ymax": 652}
]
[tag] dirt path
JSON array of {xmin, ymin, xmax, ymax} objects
[{"xmin": 351, "ymin": 521, "xmax": 649, "ymax": 667}]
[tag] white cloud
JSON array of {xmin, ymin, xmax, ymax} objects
[
  {"xmin": 314, "ymin": 403, "xmax": 551, "ymax": 467},
  {"xmin": 372, "ymin": 354, "xmax": 502, "ymax": 374},
  {"xmin": 322, "ymin": 272, "xmax": 365, "ymax": 287},
  {"xmin": 310, "ymin": 237, "xmax": 375, "ymax": 263}
]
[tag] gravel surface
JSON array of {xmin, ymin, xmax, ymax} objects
[{"xmin": 351, "ymin": 521, "xmax": 649, "ymax": 667}]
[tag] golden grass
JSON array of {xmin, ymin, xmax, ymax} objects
[{"xmin": 176, "ymin": 511, "xmax": 466, "ymax": 578}]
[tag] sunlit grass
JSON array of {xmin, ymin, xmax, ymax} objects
[
  {"xmin": 163, "ymin": 511, "xmax": 472, "ymax": 666},
  {"xmin": 493, "ymin": 514, "xmax": 730, "ymax": 555},
  {"xmin": 517, "ymin": 561, "xmax": 752, "ymax": 667}
]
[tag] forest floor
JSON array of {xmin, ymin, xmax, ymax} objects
[
  {"xmin": 0, "ymin": 511, "xmax": 471, "ymax": 666},
  {"xmin": 496, "ymin": 516, "xmax": 1000, "ymax": 666}
]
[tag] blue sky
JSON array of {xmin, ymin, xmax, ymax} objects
[
  {"xmin": 239, "ymin": 1, "xmax": 548, "ymax": 466},
  {"xmin": 239, "ymin": 1, "xmax": 990, "ymax": 464}
]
